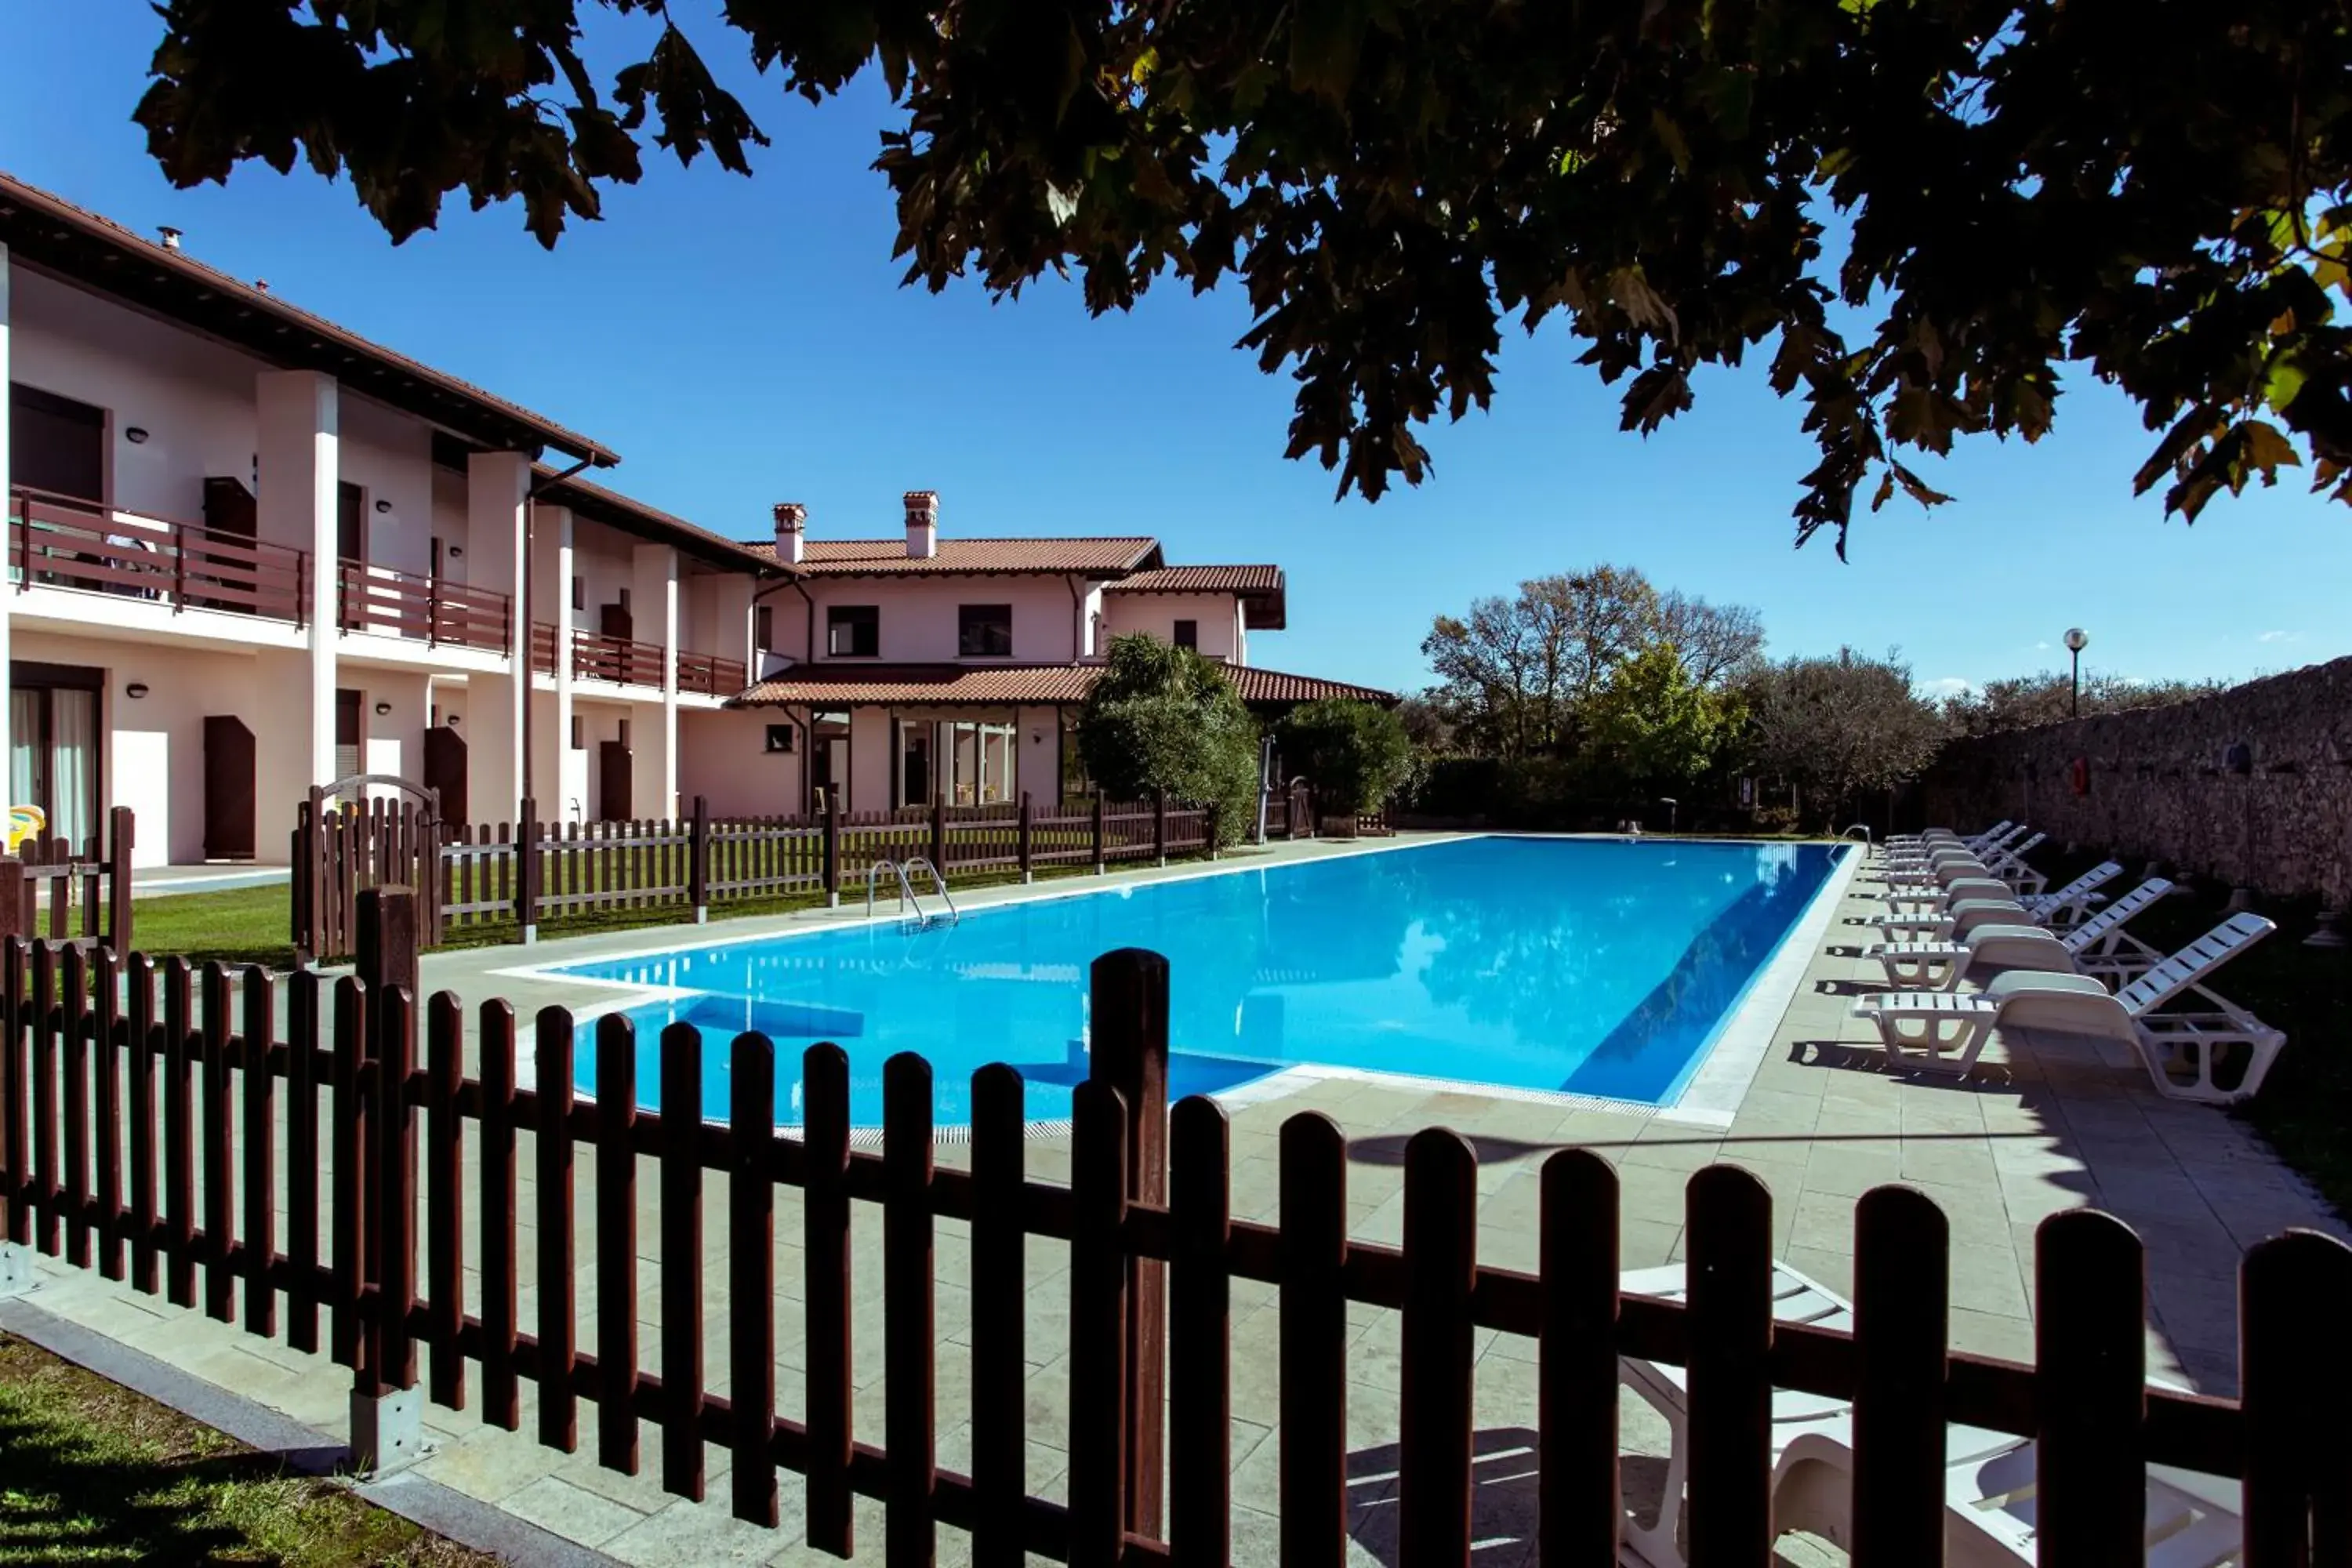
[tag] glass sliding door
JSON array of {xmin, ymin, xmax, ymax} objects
[{"xmin": 9, "ymin": 666, "xmax": 103, "ymax": 852}]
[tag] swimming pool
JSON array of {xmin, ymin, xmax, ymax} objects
[{"xmin": 541, "ymin": 836, "xmax": 1848, "ymax": 1126}]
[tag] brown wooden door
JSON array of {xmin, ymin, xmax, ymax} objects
[
  {"xmin": 599, "ymin": 601, "xmax": 633, "ymax": 640},
  {"xmin": 423, "ymin": 725, "xmax": 468, "ymax": 829},
  {"xmin": 201, "ymin": 715, "xmax": 256, "ymax": 861},
  {"xmin": 597, "ymin": 740, "xmax": 633, "ymax": 821}
]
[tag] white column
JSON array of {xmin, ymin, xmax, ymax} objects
[
  {"xmin": 549, "ymin": 506, "xmax": 583, "ymax": 818},
  {"xmin": 254, "ymin": 370, "xmax": 339, "ymax": 819},
  {"xmin": 632, "ymin": 542, "xmax": 678, "ymax": 817},
  {"xmin": 0, "ymin": 242, "xmax": 13, "ymax": 757},
  {"xmin": 466, "ymin": 452, "xmax": 531, "ymax": 822}
]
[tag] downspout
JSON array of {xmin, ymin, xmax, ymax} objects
[
  {"xmin": 1066, "ymin": 575, "xmax": 1084, "ymax": 661},
  {"xmin": 519, "ymin": 454, "xmax": 597, "ymax": 811},
  {"xmin": 748, "ymin": 575, "xmax": 816, "ymax": 668}
]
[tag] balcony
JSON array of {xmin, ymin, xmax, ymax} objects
[
  {"xmin": 677, "ymin": 649, "xmax": 749, "ymax": 698},
  {"xmin": 336, "ymin": 558, "xmax": 510, "ymax": 652},
  {"xmin": 9, "ymin": 485, "xmax": 308, "ymax": 625},
  {"xmin": 526, "ymin": 622, "xmax": 746, "ymax": 695}
]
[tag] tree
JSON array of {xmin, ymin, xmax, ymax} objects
[
  {"xmin": 1277, "ymin": 699, "xmax": 1417, "ymax": 815},
  {"xmin": 1393, "ymin": 695, "xmax": 1456, "ymax": 754},
  {"xmin": 1940, "ymin": 671, "xmax": 2230, "ymax": 737},
  {"xmin": 1584, "ymin": 643, "xmax": 1740, "ymax": 795},
  {"xmin": 1744, "ymin": 648, "xmax": 1945, "ymax": 829},
  {"xmin": 1074, "ymin": 634, "xmax": 1258, "ymax": 844},
  {"xmin": 132, "ymin": 4, "xmax": 2352, "ymax": 547},
  {"xmin": 1421, "ymin": 566, "xmax": 1661, "ymax": 757},
  {"xmin": 1653, "ymin": 592, "xmax": 1766, "ymax": 689}
]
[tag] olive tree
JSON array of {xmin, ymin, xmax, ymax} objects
[{"xmin": 1074, "ymin": 634, "xmax": 1258, "ymax": 845}]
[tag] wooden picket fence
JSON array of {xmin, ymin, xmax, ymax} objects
[
  {"xmin": 2, "ymin": 905, "xmax": 2347, "ymax": 1563},
  {"xmin": 295, "ymin": 790, "xmax": 1225, "ymax": 963},
  {"xmin": 0, "ymin": 805, "xmax": 135, "ymax": 953}
]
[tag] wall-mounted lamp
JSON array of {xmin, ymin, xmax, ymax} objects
[
  {"xmin": 374, "ymin": 701, "xmax": 393, "ymax": 717},
  {"xmin": 1031, "ymin": 730, "xmax": 1045, "ymax": 744},
  {"xmin": 447, "ymin": 546, "xmax": 463, "ymax": 560},
  {"xmin": 374, "ymin": 499, "xmax": 392, "ymax": 514},
  {"xmin": 445, "ymin": 714, "xmax": 461, "ymax": 728},
  {"xmin": 124, "ymin": 682, "xmax": 150, "ymax": 699},
  {"xmin": 124, "ymin": 427, "xmax": 150, "ymax": 445}
]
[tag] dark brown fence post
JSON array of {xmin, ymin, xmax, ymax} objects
[
  {"xmin": 1091, "ymin": 793, "xmax": 1106, "ymax": 874},
  {"xmin": 929, "ymin": 795, "xmax": 946, "ymax": 870},
  {"xmin": 1069, "ymin": 1078, "xmax": 1131, "ymax": 1568},
  {"xmin": 1018, "ymin": 792, "xmax": 1034, "ymax": 884},
  {"xmin": 1087, "ymin": 948, "xmax": 1170, "ymax": 1540},
  {"xmin": 1852, "ymin": 1186, "xmax": 1948, "ymax": 1566},
  {"xmin": 1401, "ymin": 1128, "xmax": 1477, "ymax": 1566},
  {"xmin": 1685, "ymin": 1164, "xmax": 1774, "ymax": 1568},
  {"xmin": 350, "ymin": 886, "xmax": 423, "ymax": 1473},
  {"xmin": 688, "ymin": 794, "xmax": 711, "ymax": 923},
  {"xmin": 1153, "ymin": 789, "xmax": 1168, "ymax": 866},
  {"xmin": 2035, "ymin": 1210, "xmax": 2145, "ymax": 1565},
  {"xmin": 822, "ymin": 787, "xmax": 842, "ymax": 908},
  {"xmin": 1540, "ymin": 1149, "xmax": 1620, "ymax": 1562},
  {"xmin": 0, "ymin": 860, "xmax": 21, "ymax": 945},
  {"xmin": 105, "ymin": 807, "xmax": 133, "ymax": 953},
  {"xmin": 2242, "ymin": 1230, "xmax": 2352, "ymax": 1564},
  {"xmin": 514, "ymin": 798, "xmax": 540, "ymax": 942}
]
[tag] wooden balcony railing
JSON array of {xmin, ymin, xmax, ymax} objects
[
  {"xmin": 574, "ymin": 630, "xmax": 666, "ymax": 687},
  {"xmin": 532, "ymin": 622, "xmax": 674, "ymax": 688},
  {"xmin": 336, "ymin": 558, "xmax": 510, "ymax": 652},
  {"xmin": 677, "ymin": 649, "xmax": 749, "ymax": 697},
  {"xmin": 9, "ymin": 485, "xmax": 309, "ymax": 626}
]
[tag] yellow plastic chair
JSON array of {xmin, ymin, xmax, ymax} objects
[{"xmin": 5, "ymin": 804, "xmax": 45, "ymax": 855}]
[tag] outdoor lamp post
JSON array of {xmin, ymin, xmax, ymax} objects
[{"xmin": 2064, "ymin": 628, "xmax": 2089, "ymax": 717}]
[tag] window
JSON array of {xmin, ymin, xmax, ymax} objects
[
  {"xmin": 1173, "ymin": 619, "xmax": 1199, "ymax": 651},
  {"xmin": 334, "ymin": 689, "xmax": 363, "ymax": 780},
  {"xmin": 10, "ymin": 385, "xmax": 105, "ymax": 503},
  {"xmin": 9, "ymin": 662, "xmax": 103, "ymax": 851},
  {"xmin": 753, "ymin": 604, "xmax": 775, "ymax": 653},
  {"xmin": 336, "ymin": 481, "xmax": 365, "ymax": 562},
  {"xmin": 764, "ymin": 724, "xmax": 795, "ymax": 754},
  {"xmin": 959, "ymin": 604, "xmax": 1013, "ymax": 658},
  {"xmin": 827, "ymin": 605, "xmax": 879, "ymax": 658},
  {"xmin": 570, "ymin": 715, "xmax": 584, "ymax": 750},
  {"xmin": 572, "ymin": 575, "xmax": 585, "ymax": 612}
]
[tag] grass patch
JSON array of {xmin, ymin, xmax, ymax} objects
[
  {"xmin": 2029, "ymin": 846, "xmax": 2352, "ymax": 1215},
  {"xmin": 125, "ymin": 886, "xmax": 298, "ymax": 971},
  {"xmin": 122, "ymin": 848, "xmax": 1239, "ymax": 970},
  {"xmin": 0, "ymin": 1333, "xmax": 494, "ymax": 1566}
]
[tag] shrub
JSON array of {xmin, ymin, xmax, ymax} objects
[
  {"xmin": 1277, "ymin": 699, "xmax": 1416, "ymax": 815},
  {"xmin": 1076, "ymin": 635, "xmax": 1260, "ymax": 846}
]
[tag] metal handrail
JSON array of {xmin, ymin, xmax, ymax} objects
[
  {"xmin": 863, "ymin": 856, "xmax": 958, "ymax": 929},
  {"xmin": 901, "ymin": 857, "xmax": 958, "ymax": 927}
]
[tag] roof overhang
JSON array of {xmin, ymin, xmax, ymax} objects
[{"xmin": 0, "ymin": 173, "xmax": 619, "ymax": 469}]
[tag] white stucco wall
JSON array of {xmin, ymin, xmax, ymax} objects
[
  {"xmin": 1101, "ymin": 591, "xmax": 1248, "ymax": 662},
  {"xmin": 678, "ymin": 708, "xmax": 804, "ymax": 818},
  {"xmin": 797, "ymin": 577, "xmax": 1083, "ymax": 664}
]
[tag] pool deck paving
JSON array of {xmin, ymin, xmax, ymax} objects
[{"xmin": 4, "ymin": 832, "xmax": 2339, "ymax": 1564}]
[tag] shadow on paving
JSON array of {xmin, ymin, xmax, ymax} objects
[{"xmin": 1342, "ymin": 1426, "xmax": 1673, "ymax": 1564}]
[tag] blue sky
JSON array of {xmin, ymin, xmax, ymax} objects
[{"xmin": 6, "ymin": 3, "xmax": 2347, "ymax": 700}]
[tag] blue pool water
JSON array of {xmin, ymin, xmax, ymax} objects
[{"xmin": 548, "ymin": 836, "xmax": 1844, "ymax": 1126}]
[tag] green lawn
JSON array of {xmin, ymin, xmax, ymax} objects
[{"xmin": 0, "ymin": 1334, "xmax": 494, "ymax": 1566}]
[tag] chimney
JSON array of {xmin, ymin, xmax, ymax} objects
[
  {"xmin": 157, "ymin": 226, "xmax": 182, "ymax": 252},
  {"xmin": 772, "ymin": 502, "xmax": 807, "ymax": 565},
  {"xmin": 903, "ymin": 490, "xmax": 938, "ymax": 560}
]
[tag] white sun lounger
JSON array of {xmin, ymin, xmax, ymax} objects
[
  {"xmin": 1618, "ymin": 1260, "xmax": 2242, "ymax": 1568},
  {"xmin": 1882, "ymin": 825, "xmax": 2034, "ymax": 873},
  {"xmin": 1864, "ymin": 879, "xmax": 2172, "ymax": 990},
  {"xmin": 1886, "ymin": 822, "xmax": 2024, "ymax": 861},
  {"xmin": 1866, "ymin": 862, "xmax": 2122, "ymax": 940},
  {"xmin": 1849, "ymin": 913, "xmax": 2285, "ymax": 1102}
]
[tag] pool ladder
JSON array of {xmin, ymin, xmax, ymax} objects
[{"xmin": 866, "ymin": 856, "xmax": 960, "ymax": 931}]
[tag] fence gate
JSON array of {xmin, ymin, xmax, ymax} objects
[{"xmin": 291, "ymin": 776, "xmax": 442, "ymax": 965}]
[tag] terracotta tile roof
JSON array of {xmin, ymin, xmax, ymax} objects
[
  {"xmin": 1105, "ymin": 564, "xmax": 1287, "ymax": 629},
  {"xmin": 734, "ymin": 661, "xmax": 1395, "ymax": 708},
  {"xmin": 531, "ymin": 466, "xmax": 776, "ymax": 574},
  {"xmin": 1105, "ymin": 564, "xmax": 1282, "ymax": 594},
  {"xmin": 735, "ymin": 663, "xmax": 1100, "ymax": 706},
  {"xmin": 1224, "ymin": 665, "xmax": 1395, "ymax": 706},
  {"xmin": 738, "ymin": 537, "xmax": 1163, "ymax": 576},
  {"xmin": 0, "ymin": 172, "xmax": 619, "ymax": 466}
]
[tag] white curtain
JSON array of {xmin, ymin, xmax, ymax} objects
[
  {"xmin": 49, "ymin": 689, "xmax": 96, "ymax": 851},
  {"xmin": 10, "ymin": 691, "xmax": 40, "ymax": 824}
]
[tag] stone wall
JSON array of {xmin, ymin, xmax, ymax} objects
[{"xmin": 1914, "ymin": 655, "xmax": 2352, "ymax": 905}]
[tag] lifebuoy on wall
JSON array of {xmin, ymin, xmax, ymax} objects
[{"xmin": 2069, "ymin": 756, "xmax": 2090, "ymax": 797}]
